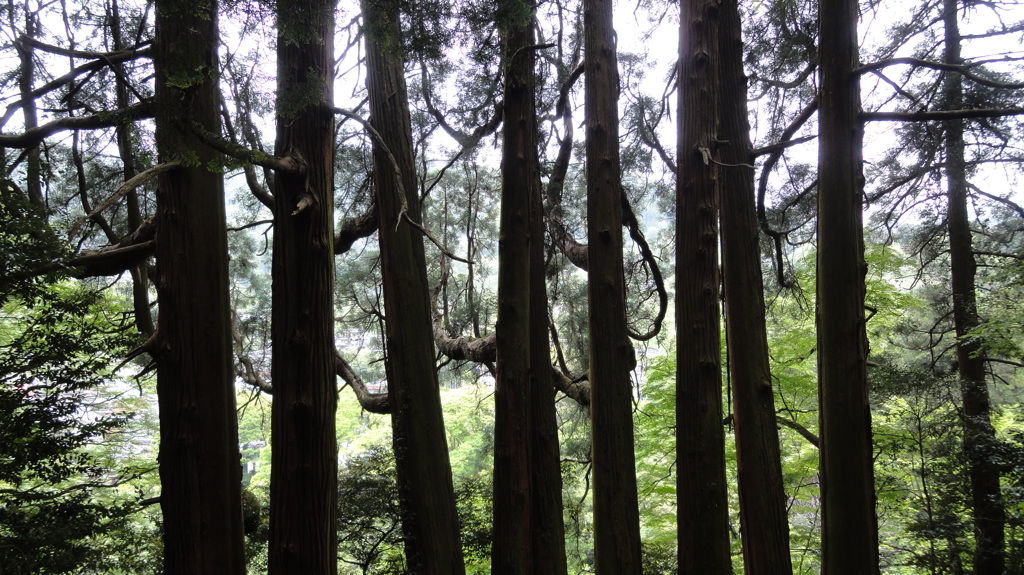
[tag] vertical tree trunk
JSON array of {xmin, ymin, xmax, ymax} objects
[
  {"xmin": 15, "ymin": 4, "xmax": 42, "ymax": 209},
  {"xmin": 267, "ymin": 0, "xmax": 338, "ymax": 572},
  {"xmin": 942, "ymin": 2, "xmax": 1005, "ymax": 572},
  {"xmin": 817, "ymin": 0, "xmax": 880, "ymax": 570},
  {"xmin": 492, "ymin": 3, "xmax": 569, "ymax": 573},
  {"xmin": 152, "ymin": 0, "xmax": 245, "ymax": 572},
  {"xmin": 361, "ymin": 1, "xmax": 466, "ymax": 573},
  {"xmin": 109, "ymin": 0, "xmax": 154, "ymax": 337},
  {"xmin": 528, "ymin": 123, "xmax": 569, "ymax": 575},
  {"xmin": 717, "ymin": 0, "xmax": 793, "ymax": 572},
  {"xmin": 676, "ymin": 0, "xmax": 734, "ymax": 572},
  {"xmin": 583, "ymin": 0, "xmax": 643, "ymax": 573},
  {"xmin": 493, "ymin": 3, "xmax": 535, "ymax": 572},
  {"xmin": 492, "ymin": 1, "xmax": 535, "ymax": 569}
]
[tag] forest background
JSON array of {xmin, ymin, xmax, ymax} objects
[{"xmin": 1, "ymin": 0, "xmax": 1024, "ymax": 573}]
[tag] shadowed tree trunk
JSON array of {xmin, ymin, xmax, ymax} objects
[
  {"xmin": 493, "ymin": 1, "xmax": 534, "ymax": 567},
  {"xmin": 717, "ymin": 0, "xmax": 793, "ymax": 572},
  {"xmin": 267, "ymin": 0, "xmax": 338, "ymax": 571},
  {"xmin": 942, "ymin": 1, "xmax": 1005, "ymax": 572},
  {"xmin": 583, "ymin": 0, "xmax": 643, "ymax": 573},
  {"xmin": 361, "ymin": 0, "xmax": 466, "ymax": 573},
  {"xmin": 14, "ymin": 6, "xmax": 42, "ymax": 209},
  {"xmin": 152, "ymin": 0, "xmax": 245, "ymax": 572},
  {"xmin": 817, "ymin": 0, "xmax": 880, "ymax": 570},
  {"xmin": 492, "ymin": 2, "xmax": 569, "ymax": 573},
  {"xmin": 109, "ymin": 0, "xmax": 154, "ymax": 337},
  {"xmin": 676, "ymin": 0, "xmax": 734, "ymax": 571}
]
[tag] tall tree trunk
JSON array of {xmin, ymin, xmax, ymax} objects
[
  {"xmin": 717, "ymin": 0, "xmax": 793, "ymax": 572},
  {"xmin": 676, "ymin": 0, "xmax": 734, "ymax": 572},
  {"xmin": 152, "ymin": 0, "xmax": 245, "ymax": 572},
  {"xmin": 942, "ymin": 1, "xmax": 1005, "ymax": 572},
  {"xmin": 492, "ymin": 3, "xmax": 569, "ymax": 573},
  {"xmin": 817, "ymin": 0, "xmax": 880, "ymax": 570},
  {"xmin": 267, "ymin": 0, "xmax": 338, "ymax": 572},
  {"xmin": 583, "ymin": 0, "xmax": 643, "ymax": 573},
  {"xmin": 361, "ymin": 1, "xmax": 466, "ymax": 573},
  {"xmin": 15, "ymin": 3, "xmax": 42, "ymax": 209},
  {"xmin": 109, "ymin": 0, "xmax": 154, "ymax": 337},
  {"xmin": 493, "ymin": 1, "xmax": 534, "ymax": 568},
  {"xmin": 528, "ymin": 111, "xmax": 569, "ymax": 575}
]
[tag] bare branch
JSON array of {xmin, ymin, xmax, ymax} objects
[
  {"xmin": 776, "ymin": 415, "xmax": 819, "ymax": 447},
  {"xmin": 335, "ymin": 205, "xmax": 378, "ymax": 254},
  {"xmin": 335, "ymin": 351, "xmax": 391, "ymax": 414},
  {"xmin": 863, "ymin": 108, "xmax": 1024, "ymax": 122},
  {"xmin": 69, "ymin": 162, "xmax": 180, "ymax": 239},
  {"xmin": 189, "ymin": 121, "xmax": 305, "ymax": 173},
  {"xmin": 0, "ymin": 102, "xmax": 154, "ymax": 148},
  {"xmin": 857, "ymin": 57, "xmax": 1024, "ymax": 90}
]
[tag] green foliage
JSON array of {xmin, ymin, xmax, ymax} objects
[
  {"xmin": 0, "ymin": 282, "xmax": 147, "ymax": 574},
  {"xmin": 337, "ymin": 447, "xmax": 405, "ymax": 574},
  {"xmin": 0, "ymin": 180, "xmax": 68, "ymax": 303},
  {"xmin": 332, "ymin": 441, "xmax": 494, "ymax": 575}
]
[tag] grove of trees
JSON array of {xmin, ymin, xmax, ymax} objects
[{"xmin": 2, "ymin": 0, "xmax": 1024, "ymax": 573}]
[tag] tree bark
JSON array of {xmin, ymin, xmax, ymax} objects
[
  {"xmin": 676, "ymin": 0, "xmax": 734, "ymax": 572},
  {"xmin": 15, "ymin": 9, "xmax": 42, "ymax": 209},
  {"xmin": 492, "ymin": 3, "xmax": 569, "ymax": 573},
  {"xmin": 152, "ymin": 0, "xmax": 245, "ymax": 572},
  {"xmin": 493, "ymin": 3, "xmax": 535, "ymax": 567},
  {"xmin": 583, "ymin": 0, "xmax": 643, "ymax": 573},
  {"xmin": 942, "ymin": 1, "xmax": 1005, "ymax": 573},
  {"xmin": 267, "ymin": 0, "xmax": 338, "ymax": 572},
  {"xmin": 717, "ymin": 0, "xmax": 793, "ymax": 572},
  {"xmin": 361, "ymin": 1, "xmax": 466, "ymax": 573},
  {"xmin": 109, "ymin": 0, "xmax": 154, "ymax": 337},
  {"xmin": 817, "ymin": 0, "xmax": 880, "ymax": 570}
]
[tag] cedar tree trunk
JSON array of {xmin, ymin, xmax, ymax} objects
[
  {"xmin": 152, "ymin": 0, "xmax": 245, "ymax": 572},
  {"xmin": 492, "ymin": 2, "xmax": 569, "ymax": 573},
  {"xmin": 676, "ymin": 0, "xmax": 734, "ymax": 571},
  {"xmin": 942, "ymin": 1, "xmax": 1005, "ymax": 572},
  {"xmin": 718, "ymin": 0, "xmax": 793, "ymax": 572},
  {"xmin": 267, "ymin": 0, "xmax": 338, "ymax": 572},
  {"xmin": 583, "ymin": 0, "xmax": 644, "ymax": 573},
  {"xmin": 361, "ymin": 1, "xmax": 467, "ymax": 573},
  {"xmin": 817, "ymin": 0, "xmax": 880, "ymax": 570}
]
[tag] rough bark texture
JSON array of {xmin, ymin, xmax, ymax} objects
[
  {"xmin": 362, "ymin": 1, "xmax": 466, "ymax": 573},
  {"xmin": 583, "ymin": 0, "xmax": 644, "ymax": 573},
  {"xmin": 267, "ymin": 0, "xmax": 338, "ymax": 572},
  {"xmin": 152, "ymin": 0, "xmax": 245, "ymax": 572},
  {"xmin": 492, "ymin": 2, "xmax": 538, "ymax": 571},
  {"xmin": 817, "ymin": 0, "xmax": 881, "ymax": 570},
  {"xmin": 942, "ymin": 1, "xmax": 1005, "ymax": 572},
  {"xmin": 492, "ymin": 3, "xmax": 569, "ymax": 573},
  {"xmin": 676, "ymin": 0, "xmax": 734, "ymax": 572},
  {"xmin": 528, "ymin": 100, "xmax": 569, "ymax": 575},
  {"xmin": 717, "ymin": 0, "xmax": 794, "ymax": 572}
]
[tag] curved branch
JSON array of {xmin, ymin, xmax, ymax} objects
[
  {"xmin": 335, "ymin": 351, "xmax": 391, "ymax": 414},
  {"xmin": 189, "ymin": 121, "xmax": 305, "ymax": 173},
  {"xmin": 969, "ymin": 183, "xmax": 1024, "ymax": 220},
  {"xmin": 0, "ymin": 45, "xmax": 152, "ymax": 130},
  {"xmin": 432, "ymin": 316, "xmax": 496, "ymax": 362},
  {"xmin": 69, "ymin": 162, "xmax": 180, "ymax": 239},
  {"xmin": 756, "ymin": 97, "xmax": 819, "ymax": 288},
  {"xmin": 335, "ymin": 204, "xmax": 379, "ymax": 254},
  {"xmin": 621, "ymin": 194, "xmax": 667, "ymax": 341},
  {"xmin": 0, "ymin": 102, "xmax": 154, "ymax": 148},
  {"xmin": 857, "ymin": 57, "xmax": 1024, "ymax": 90}
]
